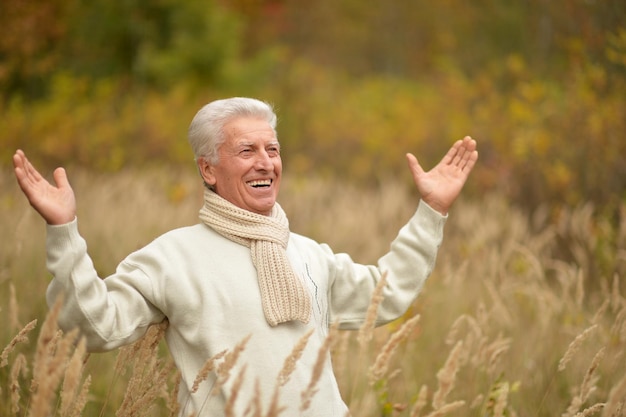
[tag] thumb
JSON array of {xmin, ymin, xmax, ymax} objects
[
  {"xmin": 406, "ymin": 153, "xmax": 424, "ymax": 184},
  {"xmin": 52, "ymin": 167, "xmax": 72, "ymax": 190}
]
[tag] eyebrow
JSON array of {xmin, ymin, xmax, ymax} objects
[{"xmin": 236, "ymin": 141, "xmax": 280, "ymax": 148}]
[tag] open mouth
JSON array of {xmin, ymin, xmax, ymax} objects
[{"xmin": 247, "ymin": 179, "xmax": 272, "ymax": 188}]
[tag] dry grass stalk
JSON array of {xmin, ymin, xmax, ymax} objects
[
  {"xmin": 605, "ymin": 401, "xmax": 623, "ymax": 417},
  {"xmin": 484, "ymin": 281, "xmax": 513, "ymax": 326},
  {"xmin": 580, "ymin": 347, "xmax": 605, "ymax": 403},
  {"xmin": 432, "ymin": 341, "xmax": 464, "ymax": 409},
  {"xmin": 28, "ymin": 327, "xmax": 80, "ymax": 417},
  {"xmin": 592, "ymin": 300, "xmax": 610, "ymax": 325},
  {"xmin": 369, "ymin": 314, "xmax": 421, "ymax": 384},
  {"xmin": 444, "ymin": 314, "xmax": 467, "ymax": 345},
  {"xmin": 191, "ymin": 351, "xmax": 226, "ymax": 394},
  {"xmin": 242, "ymin": 380, "xmax": 263, "ymax": 417},
  {"xmin": 59, "ymin": 336, "xmax": 88, "ymax": 416},
  {"xmin": 300, "ymin": 330, "xmax": 334, "ymax": 412},
  {"xmin": 30, "ymin": 297, "xmax": 63, "ymax": 393},
  {"xmin": 485, "ymin": 336, "xmax": 512, "ymax": 376},
  {"xmin": 612, "ymin": 273, "xmax": 623, "ymax": 313},
  {"xmin": 277, "ymin": 328, "xmax": 314, "ymax": 387},
  {"xmin": 1, "ymin": 318, "xmax": 37, "ymax": 367},
  {"xmin": 470, "ymin": 394, "xmax": 484, "ymax": 409},
  {"xmin": 215, "ymin": 335, "xmax": 251, "ymax": 390},
  {"xmin": 408, "ymin": 385, "xmax": 428, "ymax": 417},
  {"xmin": 493, "ymin": 381, "xmax": 509, "ymax": 417},
  {"xmin": 68, "ymin": 374, "xmax": 91, "ymax": 417},
  {"xmin": 9, "ymin": 282, "xmax": 21, "ymax": 332},
  {"xmin": 128, "ymin": 354, "xmax": 175, "ymax": 417},
  {"xmin": 575, "ymin": 268, "xmax": 585, "ymax": 309},
  {"xmin": 564, "ymin": 397, "xmax": 584, "ymax": 417},
  {"xmin": 604, "ymin": 372, "xmax": 626, "ymax": 417},
  {"xmin": 9, "ymin": 352, "xmax": 28, "ymax": 414},
  {"xmin": 263, "ymin": 382, "xmax": 287, "ymax": 417},
  {"xmin": 224, "ymin": 364, "xmax": 247, "ymax": 417},
  {"xmin": 610, "ymin": 306, "xmax": 626, "ymax": 344},
  {"xmin": 424, "ymin": 400, "xmax": 465, "ymax": 417},
  {"xmin": 573, "ymin": 403, "xmax": 605, "ymax": 417},
  {"xmin": 558, "ymin": 324, "xmax": 598, "ymax": 372},
  {"xmin": 192, "ymin": 334, "xmax": 252, "ymax": 417},
  {"xmin": 116, "ymin": 321, "xmax": 171, "ymax": 417},
  {"xmin": 455, "ymin": 315, "xmax": 483, "ymax": 368},
  {"xmin": 167, "ymin": 371, "xmax": 182, "ymax": 417},
  {"xmin": 358, "ymin": 271, "xmax": 388, "ymax": 347},
  {"xmin": 191, "ymin": 350, "xmax": 227, "ymax": 393},
  {"xmin": 330, "ymin": 329, "xmax": 351, "ymax": 382}
]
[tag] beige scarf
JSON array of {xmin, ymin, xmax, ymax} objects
[{"xmin": 198, "ymin": 189, "xmax": 311, "ymax": 326}]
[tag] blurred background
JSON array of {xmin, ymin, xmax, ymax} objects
[
  {"xmin": 2, "ymin": 2, "xmax": 626, "ymax": 415},
  {"xmin": 1, "ymin": 0, "xmax": 625, "ymax": 215}
]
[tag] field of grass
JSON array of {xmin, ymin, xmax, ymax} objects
[{"xmin": 1, "ymin": 167, "xmax": 625, "ymax": 416}]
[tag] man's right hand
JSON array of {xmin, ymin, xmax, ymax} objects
[{"xmin": 13, "ymin": 150, "xmax": 77, "ymax": 225}]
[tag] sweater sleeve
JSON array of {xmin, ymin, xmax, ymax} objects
[
  {"xmin": 45, "ymin": 218, "xmax": 166, "ymax": 352},
  {"xmin": 328, "ymin": 200, "xmax": 447, "ymax": 329}
]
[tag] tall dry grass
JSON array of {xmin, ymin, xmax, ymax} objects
[{"xmin": 1, "ymin": 167, "xmax": 625, "ymax": 416}]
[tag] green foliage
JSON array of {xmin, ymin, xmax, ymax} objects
[{"xmin": 1, "ymin": 0, "xmax": 624, "ymax": 215}]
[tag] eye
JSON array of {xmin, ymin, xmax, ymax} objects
[{"xmin": 267, "ymin": 146, "xmax": 280, "ymax": 156}]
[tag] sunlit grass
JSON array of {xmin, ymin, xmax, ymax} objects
[{"xmin": 1, "ymin": 168, "xmax": 624, "ymax": 416}]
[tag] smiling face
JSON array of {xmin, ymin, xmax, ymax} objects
[{"xmin": 199, "ymin": 116, "xmax": 282, "ymax": 216}]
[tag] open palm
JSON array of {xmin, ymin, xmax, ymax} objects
[
  {"xmin": 13, "ymin": 150, "xmax": 76, "ymax": 225},
  {"xmin": 406, "ymin": 136, "xmax": 478, "ymax": 215}
]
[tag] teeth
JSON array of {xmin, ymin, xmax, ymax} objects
[{"xmin": 248, "ymin": 179, "xmax": 272, "ymax": 187}]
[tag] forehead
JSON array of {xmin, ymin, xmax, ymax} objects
[{"xmin": 223, "ymin": 117, "xmax": 277, "ymax": 144}]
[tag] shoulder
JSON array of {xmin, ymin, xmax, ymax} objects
[
  {"xmin": 288, "ymin": 231, "xmax": 320, "ymax": 248},
  {"xmin": 288, "ymin": 231, "xmax": 334, "ymax": 258},
  {"xmin": 156, "ymin": 223, "xmax": 214, "ymax": 242},
  {"xmin": 128, "ymin": 223, "xmax": 223, "ymax": 259}
]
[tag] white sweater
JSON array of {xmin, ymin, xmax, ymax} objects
[{"xmin": 45, "ymin": 201, "xmax": 446, "ymax": 416}]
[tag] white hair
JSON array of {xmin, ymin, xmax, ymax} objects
[{"xmin": 187, "ymin": 97, "xmax": 277, "ymax": 165}]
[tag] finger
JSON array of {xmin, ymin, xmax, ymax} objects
[
  {"xmin": 458, "ymin": 138, "xmax": 478, "ymax": 171},
  {"xmin": 452, "ymin": 145, "xmax": 468, "ymax": 168},
  {"xmin": 406, "ymin": 152, "xmax": 424, "ymax": 175},
  {"xmin": 53, "ymin": 167, "xmax": 71, "ymax": 190},
  {"xmin": 442, "ymin": 139, "xmax": 463, "ymax": 166},
  {"xmin": 24, "ymin": 155, "xmax": 43, "ymax": 182},
  {"xmin": 451, "ymin": 136, "xmax": 477, "ymax": 169},
  {"xmin": 13, "ymin": 152, "xmax": 24, "ymax": 173},
  {"xmin": 13, "ymin": 157, "xmax": 28, "ymax": 194},
  {"xmin": 462, "ymin": 149, "xmax": 479, "ymax": 172},
  {"xmin": 14, "ymin": 150, "xmax": 38, "ymax": 182},
  {"xmin": 13, "ymin": 151, "xmax": 34, "ymax": 189}
]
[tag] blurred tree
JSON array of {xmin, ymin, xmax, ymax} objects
[
  {"xmin": 0, "ymin": 0, "xmax": 73, "ymax": 99},
  {"xmin": 1, "ymin": 0, "xmax": 624, "ymax": 215},
  {"xmin": 0, "ymin": 0, "xmax": 241, "ymax": 99},
  {"xmin": 65, "ymin": 0, "xmax": 242, "ymax": 88},
  {"xmin": 234, "ymin": 0, "xmax": 625, "ymax": 82}
]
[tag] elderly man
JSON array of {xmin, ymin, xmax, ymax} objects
[{"xmin": 13, "ymin": 97, "xmax": 478, "ymax": 416}]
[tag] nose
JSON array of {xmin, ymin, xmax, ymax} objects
[{"xmin": 254, "ymin": 150, "xmax": 273, "ymax": 170}]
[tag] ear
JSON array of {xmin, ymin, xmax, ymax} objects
[{"xmin": 197, "ymin": 158, "xmax": 217, "ymax": 186}]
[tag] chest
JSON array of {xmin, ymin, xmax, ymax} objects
[{"xmin": 162, "ymin": 236, "xmax": 332, "ymax": 327}]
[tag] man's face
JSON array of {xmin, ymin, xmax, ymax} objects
[{"xmin": 200, "ymin": 116, "xmax": 282, "ymax": 216}]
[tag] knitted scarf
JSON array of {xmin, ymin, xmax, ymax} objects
[{"xmin": 198, "ymin": 189, "xmax": 311, "ymax": 326}]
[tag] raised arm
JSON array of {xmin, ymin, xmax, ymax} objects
[
  {"xmin": 406, "ymin": 136, "xmax": 478, "ymax": 215},
  {"xmin": 13, "ymin": 150, "xmax": 76, "ymax": 225}
]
